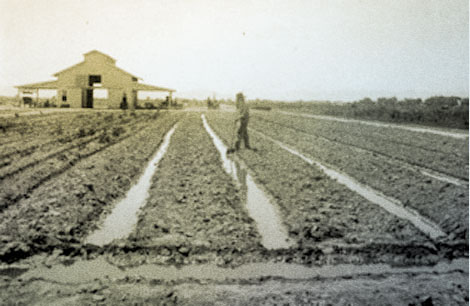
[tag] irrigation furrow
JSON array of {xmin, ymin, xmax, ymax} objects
[
  {"xmin": 204, "ymin": 113, "xmax": 440, "ymax": 259},
  {"xmin": 0, "ymin": 118, "xmax": 161, "ymax": 212},
  {"xmin": 251, "ymin": 128, "xmax": 447, "ymax": 240},
  {"xmin": 85, "ymin": 124, "xmax": 178, "ymax": 246},
  {"xmin": 0, "ymin": 113, "xmax": 181, "ymax": 262},
  {"xmin": 254, "ymin": 115, "xmax": 467, "ymax": 185}
]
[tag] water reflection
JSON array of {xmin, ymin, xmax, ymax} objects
[
  {"xmin": 85, "ymin": 125, "xmax": 177, "ymax": 246},
  {"xmin": 202, "ymin": 114, "xmax": 294, "ymax": 249}
]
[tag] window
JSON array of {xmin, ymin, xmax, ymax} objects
[
  {"xmin": 62, "ymin": 90, "xmax": 67, "ymax": 102},
  {"xmin": 88, "ymin": 75, "xmax": 102, "ymax": 86}
]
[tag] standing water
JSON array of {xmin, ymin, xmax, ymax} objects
[
  {"xmin": 85, "ymin": 125, "xmax": 177, "ymax": 246},
  {"xmin": 253, "ymin": 130, "xmax": 447, "ymax": 240},
  {"xmin": 201, "ymin": 115, "xmax": 294, "ymax": 249}
]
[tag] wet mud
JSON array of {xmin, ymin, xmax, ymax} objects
[
  {"xmin": 204, "ymin": 113, "xmax": 456, "ymax": 266},
  {"xmin": 0, "ymin": 111, "xmax": 180, "ymax": 263},
  {"xmin": 1, "ymin": 257, "xmax": 467, "ymax": 305},
  {"xmin": 249, "ymin": 113, "xmax": 469, "ymax": 244},
  {"xmin": 202, "ymin": 114, "xmax": 294, "ymax": 249},
  {"xmin": 254, "ymin": 130, "xmax": 446, "ymax": 240},
  {"xmin": 108, "ymin": 113, "xmax": 264, "ymax": 266},
  {"xmin": 0, "ymin": 109, "xmax": 468, "ymax": 305},
  {"xmin": 86, "ymin": 125, "xmax": 177, "ymax": 246},
  {"xmin": 266, "ymin": 111, "xmax": 469, "ymax": 179}
]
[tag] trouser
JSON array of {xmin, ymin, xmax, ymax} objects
[{"xmin": 235, "ymin": 121, "xmax": 250, "ymax": 149}]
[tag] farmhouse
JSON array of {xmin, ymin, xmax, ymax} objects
[{"xmin": 15, "ymin": 50, "xmax": 175, "ymax": 109}]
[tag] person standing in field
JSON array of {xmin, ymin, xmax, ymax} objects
[{"xmin": 234, "ymin": 92, "xmax": 251, "ymax": 150}]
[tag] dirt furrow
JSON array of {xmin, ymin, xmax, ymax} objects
[
  {"xmin": 0, "ymin": 114, "xmax": 158, "ymax": 212},
  {"xmin": 0, "ymin": 112, "xmax": 132, "ymax": 166},
  {"xmin": 250, "ymin": 116, "xmax": 468, "ymax": 244},
  {"xmin": 254, "ymin": 114, "xmax": 467, "ymax": 183},
  {"xmin": 110, "ymin": 113, "xmax": 263, "ymax": 266},
  {"xmin": 256, "ymin": 111, "xmax": 468, "ymax": 179},
  {"xmin": 204, "ymin": 113, "xmax": 450, "ymax": 266},
  {"xmin": 0, "ymin": 112, "xmax": 181, "ymax": 263}
]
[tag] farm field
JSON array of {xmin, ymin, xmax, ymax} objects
[{"xmin": 0, "ymin": 109, "xmax": 468, "ymax": 305}]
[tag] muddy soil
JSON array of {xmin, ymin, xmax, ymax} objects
[
  {"xmin": 0, "ymin": 111, "xmax": 181, "ymax": 263},
  {"xmin": 247, "ymin": 113, "xmax": 469, "ymax": 244},
  {"xmin": 1, "ymin": 259, "xmax": 467, "ymax": 305},
  {"xmin": 205, "ymin": 113, "xmax": 451, "ymax": 266},
  {"xmin": 0, "ymin": 109, "xmax": 468, "ymax": 305},
  {"xmin": 259, "ymin": 111, "xmax": 469, "ymax": 179},
  {"xmin": 0, "ymin": 111, "xmax": 159, "ymax": 211},
  {"xmin": 108, "ymin": 113, "xmax": 264, "ymax": 266}
]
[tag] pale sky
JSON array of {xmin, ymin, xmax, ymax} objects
[{"xmin": 0, "ymin": 0, "xmax": 468, "ymax": 101}]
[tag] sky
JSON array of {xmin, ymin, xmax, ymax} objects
[{"xmin": 0, "ymin": 0, "xmax": 468, "ymax": 101}]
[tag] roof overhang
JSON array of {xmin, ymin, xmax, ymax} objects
[
  {"xmin": 133, "ymin": 83, "xmax": 175, "ymax": 92},
  {"xmin": 15, "ymin": 80, "xmax": 58, "ymax": 90}
]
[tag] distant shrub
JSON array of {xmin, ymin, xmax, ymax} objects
[
  {"xmin": 251, "ymin": 106, "xmax": 271, "ymax": 111},
  {"xmin": 60, "ymin": 104, "xmax": 70, "ymax": 108},
  {"xmin": 272, "ymin": 96, "xmax": 469, "ymax": 129}
]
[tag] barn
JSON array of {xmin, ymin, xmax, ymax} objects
[{"xmin": 15, "ymin": 50, "xmax": 175, "ymax": 109}]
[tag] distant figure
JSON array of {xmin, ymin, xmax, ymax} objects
[
  {"xmin": 234, "ymin": 92, "xmax": 251, "ymax": 150},
  {"xmin": 162, "ymin": 96, "xmax": 170, "ymax": 108}
]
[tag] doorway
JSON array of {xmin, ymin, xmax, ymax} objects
[{"xmin": 83, "ymin": 89, "xmax": 93, "ymax": 108}]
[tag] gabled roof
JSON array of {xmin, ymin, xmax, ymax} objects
[
  {"xmin": 52, "ymin": 50, "xmax": 139, "ymax": 79},
  {"xmin": 133, "ymin": 83, "xmax": 175, "ymax": 92},
  {"xmin": 84, "ymin": 50, "xmax": 116, "ymax": 62},
  {"xmin": 15, "ymin": 80, "xmax": 58, "ymax": 89},
  {"xmin": 52, "ymin": 61, "xmax": 86, "ymax": 77}
]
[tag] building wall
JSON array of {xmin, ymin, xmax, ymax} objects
[
  {"xmin": 55, "ymin": 56, "xmax": 137, "ymax": 109},
  {"xmin": 108, "ymin": 89, "xmax": 124, "ymax": 109},
  {"xmin": 68, "ymin": 88, "xmax": 82, "ymax": 108}
]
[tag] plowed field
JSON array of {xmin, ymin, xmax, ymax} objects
[{"xmin": 0, "ymin": 109, "xmax": 467, "ymax": 305}]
